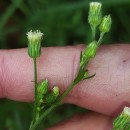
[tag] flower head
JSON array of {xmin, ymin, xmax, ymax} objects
[
  {"xmin": 88, "ymin": 2, "xmax": 102, "ymax": 26},
  {"xmin": 45, "ymin": 86, "xmax": 60, "ymax": 103},
  {"xmin": 37, "ymin": 80, "xmax": 48, "ymax": 106},
  {"xmin": 113, "ymin": 107, "xmax": 130, "ymax": 129},
  {"xmin": 99, "ymin": 15, "xmax": 112, "ymax": 33},
  {"xmin": 27, "ymin": 30, "xmax": 43, "ymax": 58},
  {"xmin": 85, "ymin": 41, "xmax": 97, "ymax": 59},
  {"xmin": 37, "ymin": 80, "xmax": 48, "ymax": 95},
  {"xmin": 80, "ymin": 41, "xmax": 97, "ymax": 67},
  {"xmin": 52, "ymin": 86, "xmax": 59, "ymax": 97}
]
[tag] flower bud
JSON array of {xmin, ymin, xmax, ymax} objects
[
  {"xmin": 37, "ymin": 80, "xmax": 48, "ymax": 95},
  {"xmin": 52, "ymin": 86, "xmax": 59, "ymax": 97},
  {"xmin": 80, "ymin": 41, "xmax": 97, "ymax": 67},
  {"xmin": 84, "ymin": 41, "xmax": 97, "ymax": 59},
  {"xmin": 88, "ymin": 2, "xmax": 102, "ymax": 26},
  {"xmin": 27, "ymin": 30, "xmax": 43, "ymax": 58},
  {"xmin": 113, "ymin": 107, "xmax": 130, "ymax": 129},
  {"xmin": 46, "ymin": 86, "xmax": 60, "ymax": 103},
  {"xmin": 99, "ymin": 15, "xmax": 112, "ymax": 33},
  {"xmin": 37, "ymin": 80, "xmax": 48, "ymax": 105}
]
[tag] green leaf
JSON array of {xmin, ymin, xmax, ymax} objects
[{"xmin": 83, "ymin": 73, "xmax": 96, "ymax": 80}]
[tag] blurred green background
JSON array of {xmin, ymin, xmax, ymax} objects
[{"xmin": 0, "ymin": 0, "xmax": 130, "ymax": 129}]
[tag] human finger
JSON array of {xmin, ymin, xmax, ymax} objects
[
  {"xmin": 47, "ymin": 112, "xmax": 112, "ymax": 130},
  {"xmin": 0, "ymin": 44, "xmax": 130, "ymax": 116}
]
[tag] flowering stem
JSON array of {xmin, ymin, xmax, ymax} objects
[
  {"xmin": 29, "ymin": 80, "xmax": 77, "ymax": 130},
  {"xmin": 29, "ymin": 82, "xmax": 77, "ymax": 130},
  {"xmin": 30, "ymin": 64, "xmax": 88, "ymax": 129},
  {"xmin": 27, "ymin": 2, "xmax": 112, "ymax": 129},
  {"xmin": 32, "ymin": 58, "xmax": 38, "ymax": 125},
  {"xmin": 59, "ymin": 83, "xmax": 76, "ymax": 101},
  {"xmin": 29, "ymin": 104, "xmax": 60, "ymax": 130},
  {"xmin": 97, "ymin": 32, "xmax": 104, "ymax": 46},
  {"xmin": 91, "ymin": 25, "xmax": 96, "ymax": 41},
  {"xmin": 58, "ymin": 66, "xmax": 87, "ymax": 101}
]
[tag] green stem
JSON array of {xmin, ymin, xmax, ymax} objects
[
  {"xmin": 32, "ymin": 58, "xmax": 38, "ymax": 125},
  {"xmin": 91, "ymin": 25, "xmax": 96, "ymax": 41},
  {"xmin": 30, "ymin": 67, "xmax": 85, "ymax": 129},
  {"xmin": 97, "ymin": 32, "xmax": 104, "ymax": 46},
  {"xmin": 30, "ymin": 104, "xmax": 60, "ymax": 130},
  {"xmin": 59, "ymin": 66, "xmax": 87, "ymax": 101},
  {"xmin": 30, "ymin": 82, "xmax": 76, "ymax": 130},
  {"xmin": 58, "ymin": 82, "xmax": 76, "ymax": 101}
]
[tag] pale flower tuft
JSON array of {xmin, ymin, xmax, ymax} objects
[{"xmin": 27, "ymin": 30, "xmax": 43, "ymax": 43}]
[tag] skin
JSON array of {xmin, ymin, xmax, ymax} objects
[{"xmin": 0, "ymin": 44, "xmax": 130, "ymax": 129}]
